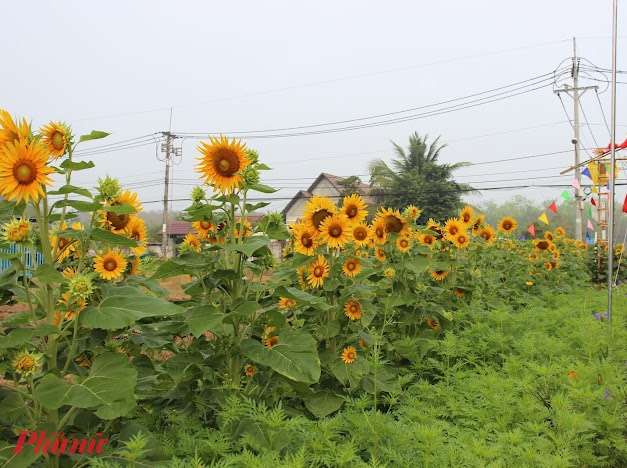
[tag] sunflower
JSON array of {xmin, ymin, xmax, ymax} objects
[
  {"xmin": 0, "ymin": 110, "xmax": 30, "ymax": 147},
  {"xmin": 396, "ymin": 236, "xmax": 412, "ymax": 253},
  {"xmin": 56, "ymin": 291, "xmax": 86, "ymax": 321},
  {"xmin": 384, "ymin": 267, "xmax": 395, "ymax": 279},
  {"xmin": 297, "ymin": 266, "xmax": 309, "ymax": 290},
  {"xmin": 544, "ymin": 231, "xmax": 554, "ymax": 241},
  {"xmin": 303, "ymin": 195, "xmax": 337, "ymax": 232},
  {"xmin": 235, "ymin": 218, "xmax": 253, "ymax": 238},
  {"xmin": 291, "ymin": 222, "xmax": 319, "ymax": 256},
  {"xmin": 427, "ymin": 319, "xmax": 441, "ymax": 330},
  {"xmin": 497, "ymin": 217, "xmax": 517, "ymax": 234},
  {"xmin": 534, "ymin": 239, "xmax": 551, "ymax": 251},
  {"xmin": 550, "ymin": 261, "xmax": 560, "ymax": 269},
  {"xmin": 94, "ymin": 250, "xmax": 127, "ymax": 280},
  {"xmin": 554, "ymin": 227, "xmax": 566, "ymax": 238},
  {"xmin": 430, "ymin": 268, "xmax": 450, "ymax": 281},
  {"xmin": 544, "ymin": 261, "xmax": 553, "ymax": 271},
  {"xmin": 279, "ymin": 297, "xmax": 297, "ymax": 309},
  {"xmin": 344, "ymin": 300, "xmax": 363, "ymax": 320},
  {"xmin": 471, "ymin": 214, "xmax": 485, "ymax": 234},
  {"xmin": 478, "ymin": 225, "xmax": 496, "ymax": 244},
  {"xmin": 351, "ymin": 223, "xmax": 370, "ymax": 246},
  {"xmin": 375, "ymin": 247, "xmax": 386, "ymax": 262},
  {"xmin": 443, "ymin": 218, "xmax": 464, "ymax": 241},
  {"xmin": 0, "ymin": 138, "xmax": 54, "ymax": 204},
  {"xmin": 528, "ymin": 252, "xmax": 539, "ymax": 261},
  {"xmin": 39, "ymin": 121, "xmax": 70, "ymax": 160},
  {"xmin": 192, "ymin": 220, "xmax": 214, "ymax": 239},
  {"xmin": 126, "ymin": 217, "xmax": 147, "ymax": 255},
  {"xmin": 405, "ymin": 205, "xmax": 422, "ymax": 220},
  {"xmin": 62, "ymin": 267, "xmax": 77, "ymax": 279},
  {"xmin": 454, "ymin": 287, "xmax": 465, "ymax": 297},
  {"xmin": 340, "ymin": 194, "xmax": 368, "ymax": 225},
  {"xmin": 51, "ymin": 222, "xmax": 77, "ymax": 262},
  {"xmin": 319, "ymin": 214, "xmax": 351, "ymax": 249},
  {"xmin": 341, "ymin": 346, "xmax": 357, "ymax": 364},
  {"xmin": 425, "ymin": 218, "xmax": 442, "ymax": 236},
  {"xmin": 459, "ymin": 205, "xmax": 474, "ymax": 228},
  {"xmin": 12, "ymin": 349, "xmax": 43, "ymax": 378},
  {"xmin": 101, "ymin": 190, "xmax": 142, "ymax": 233},
  {"xmin": 613, "ymin": 242, "xmax": 624, "ymax": 255},
  {"xmin": 183, "ymin": 233, "xmax": 202, "ymax": 252},
  {"xmin": 1, "ymin": 218, "xmax": 30, "ymax": 244},
  {"xmin": 265, "ymin": 336, "xmax": 279, "ymax": 349},
  {"xmin": 370, "ymin": 218, "xmax": 388, "ymax": 244},
  {"xmin": 552, "ymin": 251, "xmax": 560, "ymax": 260},
  {"xmin": 377, "ymin": 208, "xmax": 409, "ymax": 234},
  {"xmin": 307, "ymin": 255, "xmax": 330, "ymax": 288},
  {"xmin": 418, "ymin": 232, "xmax": 436, "ymax": 248},
  {"xmin": 341, "ymin": 257, "xmax": 362, "ymax": 277},
  {"xmin": 196, "ymin": 135, "xmax": 251, "ymax": 194},
  {"xmin": 452, "ymin": 231, "xmax": 470, "ymax": 249},
  {"xmin": 244, "ymin": 365, "xmax": 256, "ymax": 377},
  {"xmin": 129, "ymin": 256, "xmax": 141, "ymax": 275}
]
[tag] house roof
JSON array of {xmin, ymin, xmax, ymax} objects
[
  {"xmin": 281, "ymin": 173, "xmax": 374, "ymax": 216},
  {"xmin": 157, "ymin": 216, "xmax": 266, "ymax": 236}
]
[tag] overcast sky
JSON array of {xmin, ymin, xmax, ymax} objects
[{"xmin": 4, "ymin": 1, "xmax": 627, "ymax": 222}]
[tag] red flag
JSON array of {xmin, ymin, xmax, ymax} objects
[
  {"xmin": 591, "ymin": 198, "xmax": 596, "ymax": 206},
  {"xmin": 623, "ymin": 193, "xmax": 627, "ymax": 213},
  {"xmin": 527, "ymin": 224, "xmax": 536, "ymax": 236},
  {"xmin": 548, "ymin": 202, "xmax": 558, "ymax": 214}
]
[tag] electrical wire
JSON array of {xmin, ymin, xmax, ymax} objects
[{"xmin": 579, "ymin": 100, "xmax": 601, "ymax": 148}]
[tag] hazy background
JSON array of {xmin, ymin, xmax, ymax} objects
[{"xmin": 3, "ymin": 1, "xmax": 626, "ymax": 227}]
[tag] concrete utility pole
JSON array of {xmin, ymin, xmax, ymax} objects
[
  {"xmin": 161, "ymin": 131, "xmax": 173, "ymax": 258},
  {"xmin": 554, "ymin": 37, "xmax": 598, "ymax": 241}
]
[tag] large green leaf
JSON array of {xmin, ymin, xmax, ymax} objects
[
  {"xmin": 361, "ymin": 366, "xmax": 400, "ymax": 394},
  {"xmin": 186, "ymin": 304, "xmax": 224, "ymax": 337},
  {"xmin": 0, "ymin": 440, "xmax": 43, "ymax": 467},
  {"xmin": 273, "ymin": 286, "xmax": 331, "ymax": 310},
  {"xmin": 247, "ymin": 183, "xmax": 277, "ymax": 194},
  {"xmin": 48, "ymin": 184, "xmax": 93, "ymax": 198},
  {"xmin": 78, "ymin": 130, "xmax": 109, "ymax": 143},
  {"xmin": 81, "ymin": 284, "xmax": 185, "ymax": 330},
  {"xmin": 151, "ymin": 252, "xmax": 207, "ymax": 279},
  {"xmin": 0, "ymin": 324, "xmax": 59, "ymax": 350},
  {"xmin": 322, "ymin": 349, "xmax": 370, "ymax": 388},
  {"xmin": 304, "ymin": 390, "xmax": 344, "ymax": 418},
  {"xmin": 221, "ymin": 236, "xmax": 271, "ymax": 258},
  {"xmin": 52, "ymin": 199, "xmax": 101, "ymax": 212},
  {"xmin": 59, "ymin": 160, "xmax": 96, "ymax": 172},
  {"xmin": 91, "ymin": 228, "xmax": 139, "ymax": 247},
  {"xmin": 33, "ymin": 352, "xmax": 137, "ymax": 419},
  {"xmin": 33, "ymin": 264, "xmax": 65, "ymax": 285},
  {"xmin": 241, "ymin": 329, "xmax": 320, "ymax": 384}
]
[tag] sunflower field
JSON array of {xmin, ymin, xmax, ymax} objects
[{"xmin": 0, "ymin": 111, "xmax": 625, "ymax": 467}]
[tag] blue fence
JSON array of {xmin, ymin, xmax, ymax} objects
[{"xmin": 0, "ymin": 244, "xmax": 45, "ymax": 273}]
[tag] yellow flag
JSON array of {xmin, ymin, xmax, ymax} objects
[
  {"xmin": 592, "ymin": 186, "xmax": 599, "ymax": 194},
  {"xmin": 538, "ymin": 212, "xmax": 549, "ymax": 224}
]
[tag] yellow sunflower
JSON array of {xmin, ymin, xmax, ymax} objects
[
  {"xmin": 183, "ymin": 233, "xmax": 202, "ymax": 252},
  {"xmin": 375, "ymin": 247, "xmax": 386, "ymax": 262},
  {"xmin": 370, "ymin": 218, "xmax": 388, "ymax": 245},
  {"xmin": 101, "ymin": 190, "xmax": 142, "ymax": 233},
  {"xmin": 405, "ymin": 205, "xmax": 421, "ymax": 220},
  {"xmin": 125, "ymin": 217, "xmax": 147, "ymax": 255},
  {"xmin": 396, "ymin": 236, "xmax": 412, "ymax": 253},
  {"xmin": 443, "ymin": 218, "xmax": 464, "ymax": 241},
  {"xmin": 12, "ymin": 349, "xmax": 43, "ymax": 378},
  {"xmin": 377, "ymin": 208, "xmax": 409, "ymax": 235},
  {"xmin": 615, "ymin": 243, "xmax": 625, "ymax": 255},
  {"xmin": 430, "ymin": 268, "xmax": 450, "ymax": 281},
  {"xmin": 418, "ymin": 232, "xmax": 436, "ymax": 249},
  {"xmin": 454, "ymin": 287, "xmax": 465, "ymax": 298},
  {"xmin": 1, "ymin": 218, "xmax": 30, "ymax": 244},
  {"xmin": 384, "ymin": 267, "xmax": 395, "ymax": 278},
  {"xmin": 192, "ymin": 220, "xmax": 214, "ymax": 239},
  {"xmin": 244, "ymin": 364, "xmax": 256, "ymax": 376},
  {"xmin": 459, "ymin": 205, "xmax": 474, "ymax": 228},
  {"xmin": 62, "ymin": 267, "xmax": 77, "ymax": 279},
  {"xmin": 544, "ymin": 261, "xmax": 553, "ymax": 271},
  {"xmin": 471, "ymin": 214, "xmax": 485, "ymax": 234},
  {"xmin": 533, "ymin": 239, "xmax": 551, "ymax": 251},
  {"xmin": 56, "ymin": 290, "xmax": 86, "ymax": 322},
  {"xmin": 303, "ymin": 195, "xmax": 337, "ymax": 232},
  {"xmin": 319, "ymin": 214, "xmax": 351, "ymax": 249},
  {"xmin": 0, "ymin": 138, "xmax": 54, "ymax": 204},
  {"xmin": 426, "ymin": 218, "xmax": 442, "ymax": 235},
  {"xmin": 196, "ymin": 135, "xmax": 251, "ymax": 194},
  {"xmin": 51, "ymin": 222, "xmax": 77, "ymax": 262},
  {"xmin": 94, "ymin": 250, "xmax": 127, "ymax": 280},
  {"xmin": 0, "ymin": 110, "xmax": 30, "ymax": 147},
  {"xmin": 341, "ymin": 194, "xmax": 368, "ymax": 225},
  {"xmin": 344, "ymin": 300, "xmax": 363, "ymax": 320},
  {"xmin": 351, "ymin": 223, "xmax": 371, "ymax": 246},
  {"xmin": 552, "ymin": 250, "xmax": 560, "ymax": 260},
  {"xmin": 478, "ymin": 225, "xmax": 496, "ymax": 244},
  {"xmin": 342, "ymin": 257, "xmax": 362, "ymax": 277},
  {"xmin": 234, "ymin": 217, "xmax": 253, "ymax": 238},
  {"xmin": 528, "ymin": 252, "xmax": 539, "ymax": 261},
  {"xmin": 279, "ymin": 297, "xmax": 297, "ymax": 309},
  {"xmin": 307, "ymin": 255, "xmax": 330, "ymax": 288},
  {"xmin": 497, "ymin": 217, "xmax": 517, "ymax": 234},
  {"xmin": 544, "ymin": 231, "xmax": 554, "ymax": 241},
  {"xmin": 39, "ymin": 121, "xmax": 70, "ymax": 160},
  {"xmin": 130, "ymin": 256, "xmax": 141, "ymax": 275},
  {"xmin": 291, "ymin": 222, "xmax": 319, "ymax": 256},
  {"xmin": 341, "ymin": 346, "xmax": 357, "ymax": 364},
  {"xmin": 452, "ymin": 231, "xmax": 470, "ymax": 249},
  {"xmin": 297, "ymin": 266, "xmax": 309, "ymax": 290},
  {"xmin": 554, "ymin": 227, "xmax": 566, "ymax": 238}
]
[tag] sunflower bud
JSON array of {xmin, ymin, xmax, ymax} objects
[
  {"xmin": 68, "ymin": 273, "xmax": 95, "ymax": 300},
  {"xmin": 12, "ymin": 350, "xmax": 43, "ymax": 378},
  {"xmin": 190, "ymin": 186, "xmax": 205, "ymax": 204},
  {"xmin": 1, "ymin": 218, "xmax": 31, "ymax": 244},
  {"xmin": 245, "ymin": 149, "xmax": 259, "ymax": 164},
  {"xmin": 96, "ymin": 175, "xmax": 122, "ymax": 202},
  {"xmin": 242, "ymin": 166, "xmax": 260, "ymax": 185}
]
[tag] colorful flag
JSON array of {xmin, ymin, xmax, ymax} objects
[
  {"xmin": 587, "ymin": 219, "xmax": 594, "ymax": 230},
  {"xmin": 561, "ymin": 190, "xmax": 572, "ymax": 201},
  {"xmin": 538, "ymin": 212, "xmax": 549, "ymax": 225},
  {"xmin": 548, "ymin": 202, "xmax": 558, "ymax": 214},
  {"xmin": 591, "ymin": 197, "xmax": 596, "ymax": 206},
  {"xmin": 581, "ymin": 167, "xmax": 592, "ymax": 179},
  {"xmin": 588, "ymin": 206, "xmax": 593, "ymax": 218},
  {"xmin": 571, "ymin": 179, "xmax": 581, "ymax": 189},
  {"xmin": 623, "ymin": 193, "xmax": 627, "ymax": 213},
  {"xmin": 527, "ymin": 224, "xmax": 536, "ymax": 236},
  {"xmin": 518, "ymin": 234, "xmax": 526, "ymax": 241}
]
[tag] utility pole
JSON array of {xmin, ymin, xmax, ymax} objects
[
  {"xmin": 554, "ymin": 37, "xmax": 597, "ymax": 241},
  {"xmin": 161, "ymin": 131, "xmax": 173, "ymax": 258}
]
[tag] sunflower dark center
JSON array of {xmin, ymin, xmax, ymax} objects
[
  {"xmin": 436, "ymin": 270, "xmax": 445, "ymax": 275},
  {"xmin": 347, "ymin": 262, "xmax": 356, "ymax": 271},
  {"xmin": 384, "ymin": 215, "xmax": 403, "ymax": 233},
  {"xmin": 458, "ymin": 235, "xmax": 467, "ymax": 243},
  {"xmin": 52, "ymin": 132, "xmax": 65, "ymax": 150},
  {"xmin": 58, "ymin": 238, "xmax": 69, "ymax": 249},
  {"xmin": 17, "ymin": 357, "xmax": 34, "ymax": 371},
  {"xmin": 131, "ymin": 231, "xmax": 140, "ymax": 241},
  {"xmin": 200, "ymin": 221, "xmax": 211, "ymax": 230},
  {"xmin": 301, "ymin": 235, "xmax": 313, "ymax": 247},
  {"xmin": 354, "ymin": 228, "xmax": 367, "ymax": 240},
  {"xmin": 350, "ymin": 305, "xmax": 358, "ymax": 312},
  {"xmin": 104, "ymin": 260, "xmax": 117, "ymax": 272},
  {"xmin": 347, "ymin": 206, "xmax": 357, "ymax": 217},
  {"xmin": 463, "ymin": 214, "xmax": 471, "ymax": 222},
  {"xmin": 376, "ymin": 227, "xmax": 384, "ymax": 237},
  {"xmin": 449, "ymin": 226, "xmax": 459, "ymax": 236},
  {"xmin": 107, "ymin": 211, "xmax": 130, "ymax": 230},
  {"xmin": 214, "ymin": 149, "xmax": 240, "ymax": 176},
  {"xmin": 481, "ymin": 232, "xmax": 490, "ymax": 240},
  {"xmin": 13, "ymin": 161, "xmax": 36, "ymax": 184},
  {"xmin": 312, "ymin": 210, "xmax": 331, "ymax": 230},
  {"xmin": 503, "ymin": 221, "xmax": 512, "ymax": 230},
  {"xmin": 330, "ymin": 226, "xmax": 341, "ymax": 237},
  {"xmin": 538, "ymin": 241, "xmax": 549, "ymax": 250},
  {"xmin": 314, "ymin": 266, "xmax": 324, "ymax": 277}
]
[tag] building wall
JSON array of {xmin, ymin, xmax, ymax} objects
[
  {"xmin": 284, "ymin": 197, "xmax": 309, "ymax": 225},
  {"xmin": 311, "ymin": 178, "xmax": 340, "ymax": 199}
]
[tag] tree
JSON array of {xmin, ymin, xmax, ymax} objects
[
  {"xmin": 337, "ymin": 176, "xmax": 365, "ymax": 198},
  {"xmin": 368, "ymin": 132, "xmax": 474, "ymax": 222}
]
